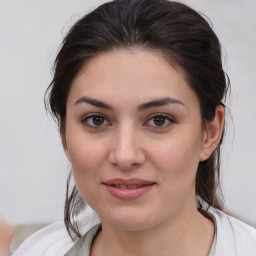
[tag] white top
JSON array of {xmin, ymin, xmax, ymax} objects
[
  {"xmin": 63, "ymin": 222, "xmax": 214, "ymax": 256},
  {"xmin": 12, "ymin": 207, "xmax": 256, "ymax": 256}
]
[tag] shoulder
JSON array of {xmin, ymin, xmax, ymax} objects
[
  {"xmin": 12, "ymin": 208, "xmax": 100, "ymax": 256},
  {"xmin": 65, "ymin": 224, "xmax": 101, "ymax": 256},
  {"xmin": 11, "ymin": 221, "xmax": 74, "ymax": 256},
  {"xmin": 210, "ymin": 208, "xmax": 256, "ymax": 256}
]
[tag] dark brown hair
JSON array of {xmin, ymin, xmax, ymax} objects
[{"xmin": 46, "ymin": 0, "xmax": 229, "ymax": 240}]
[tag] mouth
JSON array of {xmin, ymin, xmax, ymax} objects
[
  {"xmin": 108, "ymin": 184, "xmax": 152, "ymax": 189},
  {"xmin": 102, "ymin": 178, "xmax": 156, "ymax": 199}
]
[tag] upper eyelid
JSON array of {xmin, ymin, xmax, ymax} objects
[
  {"xmin": 81, "ymin": 112, "xmax": 174, "ymax": 119},
  {"xmin": 81, "ymin": 113, "xmax": 111, "ymax": 128},
  {"xmin": 143, "ymin": 114, "xmax": 174, "ymax": 129},
  {"xmin": 146, "ymin": 113, "xmax": 174, "ymax": 121},
  {"xmin": 81, "ymin": 113, "xmax": 175, "ymax": 126},
  {"xmin": 81, "ymin": 113, "xmax": 109, "ymax": 121}
]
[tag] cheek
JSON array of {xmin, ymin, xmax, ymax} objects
[
  {"xmin": 66, "ymin": 133, "xmax": 108, "ymax": 179},
  {"xmin": 66, "ymin": 137, "xmax": 108, "ymax": 205},
  {"xmin": 149, "ymin": 131, "xmax": 202, "ymax": 185}
]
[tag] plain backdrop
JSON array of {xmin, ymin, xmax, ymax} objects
[{"xmin": 0, "ymin": 0, "xmax": 256, "ymax": 227}]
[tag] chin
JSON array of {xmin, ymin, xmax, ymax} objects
[{"xmin": 101, "ymin": 210, "xmax": 158, "ymax": 231}]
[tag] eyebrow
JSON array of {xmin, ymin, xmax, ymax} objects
[
  {"xmin": 74, "ymin": 96, "xmax": 184, "ymax": 111},
  {"xmin": 74, "ymin": 96, "xmax": 113, "ymax": 110},
  {"xmin": 138, "ymin": 97, "xmax": 184, "ymax": 111}
]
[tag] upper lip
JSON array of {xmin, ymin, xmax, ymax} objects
[{"xmin": 103, "ymin": 178, "xmax": 155, "ymax": 186}]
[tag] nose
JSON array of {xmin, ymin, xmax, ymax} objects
[{"xmin": 108, "ymin": 124, "xmax": 146, "ymax": 170}]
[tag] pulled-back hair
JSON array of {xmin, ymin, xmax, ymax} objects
[{"xmin": 46, "ymin": 0, "xmax": 229, "ymax": 240}]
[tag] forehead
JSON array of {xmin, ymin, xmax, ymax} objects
[{"xmin": 67, "ymin": 49, "xmax": 199, "ymax": 108}]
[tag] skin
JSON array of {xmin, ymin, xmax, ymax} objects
[
  {"xmin": 64, "ymin": 50, "xmax": 224, "ymax": 256},
  {"xmin": 0, "ymin": 216, "xmax": 14, "ymax": 256}
]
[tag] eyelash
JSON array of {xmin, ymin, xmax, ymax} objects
[
  {"xmin": 81, "ymin": 113, "xmax": 175, "ymax": 129},
  {"xmin": 144, "ymin": 114, "xmax": 174, "ymax": 128},
  {"xmin": 81, "ymin": 114, "xmax": 110, "ymax": 129}
]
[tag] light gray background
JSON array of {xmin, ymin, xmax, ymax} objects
[{"xmin": 0, "ymin": 0, "xmax": 255, "ymax": 227}]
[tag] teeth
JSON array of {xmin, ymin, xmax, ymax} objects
[
  {"xmin": 128, "ymin": 185, "xmax": 137, "ymax": 189},
  {"xmin": 113, "ymin": 184, "xmax": 145, "ymax": 189}
]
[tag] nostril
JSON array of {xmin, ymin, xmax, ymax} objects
[{"xmin": 108, "ymin": 134, "xmax": 146, "ymax": 170}]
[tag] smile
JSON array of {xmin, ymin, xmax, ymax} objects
[
  {"xmin": 103, "ymin": 178, "xmax": 156, "ymax": 199},
  {"xmin": 110, "ymin": 184, "xmax": 149, "ymax": 189}
]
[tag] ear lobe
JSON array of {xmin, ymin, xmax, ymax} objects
[
  {"xmin": 61, "ymin": 135, "xmax": 71, "ymax": 161},
  {"xmin": 200, "ymin": 105, "xmax": 225, "ymax": 161}
]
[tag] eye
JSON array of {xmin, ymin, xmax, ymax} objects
[
  {"xmin": 145, "ymin": 114, "xmax": 174, "ymax": 128},
  {"xmin": 82, "ymin": 114, "xmax": 110, "ymax": 128}
]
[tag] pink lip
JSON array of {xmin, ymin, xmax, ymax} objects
[{"xmin": 103, "ymin": 178, "xmax": 156, "ymax": 200}]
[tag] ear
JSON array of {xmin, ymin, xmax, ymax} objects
[
  {"xmin": 200, "ymin": 105, "xmax": 225, "ymax": 161},
  {"xmin": 61, "ymin": 133, "xmax": 71, "ymax": 162}
]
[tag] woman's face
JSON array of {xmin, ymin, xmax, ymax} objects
[{"xmin": 64, "ymin": 50, "xmax": 208, "ymax": 230}]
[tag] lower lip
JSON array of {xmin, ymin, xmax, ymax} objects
[{"xmin": 104, "ymin": 184, "xmax": 155, "ymax": 199}]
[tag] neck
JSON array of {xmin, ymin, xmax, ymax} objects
[{"xmin": 91, "ymin": 202, "xmax": 215, "ymax": 256}]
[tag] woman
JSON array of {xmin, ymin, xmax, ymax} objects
[{"xmin": 13, "ymin": 0, "xmax": 256, "ymax": 255}]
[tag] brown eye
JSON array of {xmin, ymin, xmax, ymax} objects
[
  {"xmin": 153, "ymin": 116, "xmax": 166, "ymax": 126},
  {"xmin": 145, "ymin": 114, "xmax": 174, "ymax": 128},
  {"xmin": 82, "ymin": 114, "xmax": 110, "ymax": 128},
  {"xmin": 93, "ymin": 116, "xmax": 104, "ymax": 126}
]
